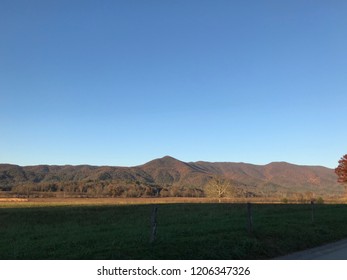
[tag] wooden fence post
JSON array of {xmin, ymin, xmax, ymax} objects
[
  {"xmin": 311, "ymin": 200, "xmax": 314, "ymax": 223},
  {"xmin": 150, "ymin": 205, "xmax": 158, "ymax": 243},
  {"xmin": 247, "ymin": 202, "xmax": 253, "ymax": 234}
]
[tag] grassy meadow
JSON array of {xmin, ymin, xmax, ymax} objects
[{"xmin": 1, "ymin": 198, "xmax": 347, "ymax": 259}]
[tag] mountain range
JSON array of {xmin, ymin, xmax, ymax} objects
[{"xmin": 0, "ymin": 156, "xmax": 342, "ymax": 197}]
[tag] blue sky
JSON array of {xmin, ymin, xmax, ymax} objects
[{"xmin": 1, "ymin": 0, "xmax": 346, "ymax": 168}]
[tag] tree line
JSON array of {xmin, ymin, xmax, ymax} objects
[
  {"xmin": 0, "ymin": 177, "xmax": 330, "ymax": 202},
  {"xmin": 6, "ymin": 179, "xmax": 206, "ymax": 198}
]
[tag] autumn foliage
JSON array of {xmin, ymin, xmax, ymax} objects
[{"xmin": 335, "ymin": 154, "xmax": 347, "ymax": 184}]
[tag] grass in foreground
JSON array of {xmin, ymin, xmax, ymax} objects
[{"xmin": 1, "ymin": 201, "xmax": 347, "ymax": 259}]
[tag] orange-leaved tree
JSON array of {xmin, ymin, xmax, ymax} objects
[{"xmin": 335, "ymin": 154, "xmax": 347, "ymax": 194}]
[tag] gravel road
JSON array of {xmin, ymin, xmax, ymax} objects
[{"xmin": 276, "ymin": 238, "xmax": 347, "ymax": 260}]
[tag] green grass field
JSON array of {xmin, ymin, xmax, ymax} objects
[{"xmin": 1, "ymin": 199, "xmax": 347, "ymax": 259}]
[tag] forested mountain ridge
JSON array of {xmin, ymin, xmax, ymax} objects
[{"xmin": 0, "ymin": 156, "xmax": 342, "ymax": 198}]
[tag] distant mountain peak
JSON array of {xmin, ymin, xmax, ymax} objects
[
  {"xmin": 142, "ymin": 155, "xmax": 186, "ymax": 168},
  {"xmin": 161, "ymin": 155, "xmax": 179, "ymax": 161}
]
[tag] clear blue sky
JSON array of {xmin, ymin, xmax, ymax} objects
[{"xmin": 1, "ymin": 0, "xmax": 346, "ymax": 168}]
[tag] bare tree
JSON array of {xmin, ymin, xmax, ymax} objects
[{"xmin": 204, "ymin": 177, "xmax": 234, "ymax": 202}]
